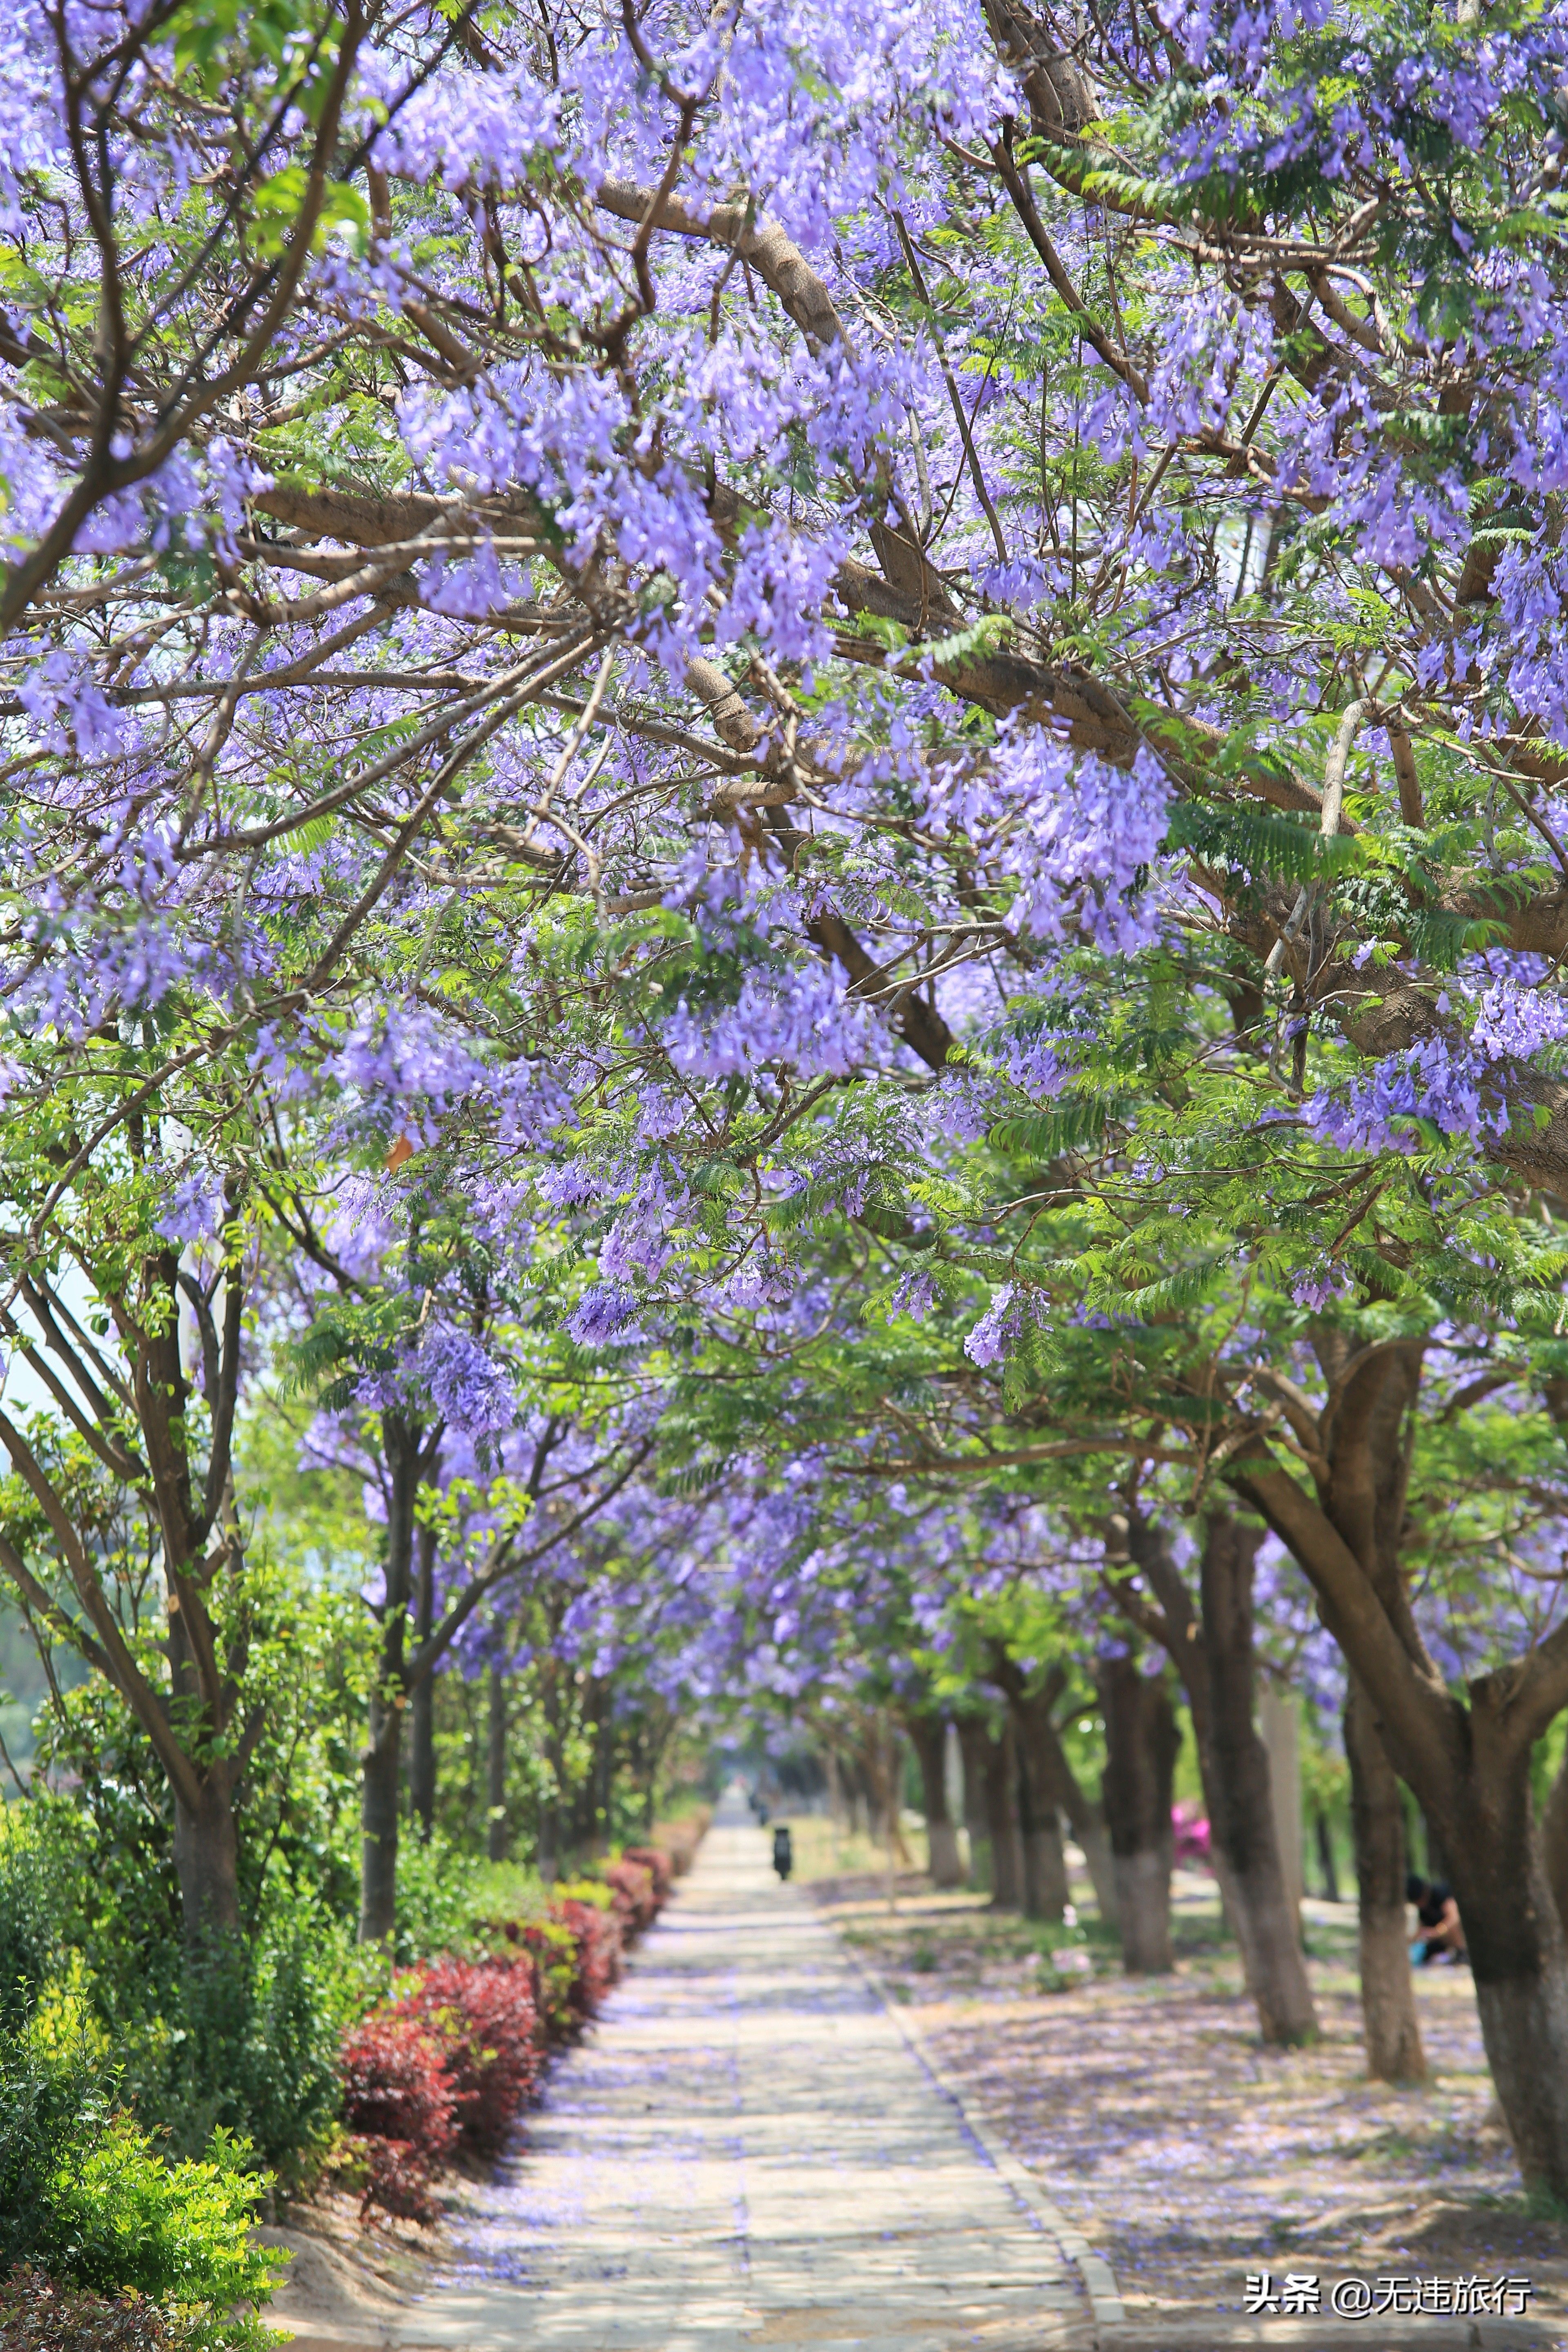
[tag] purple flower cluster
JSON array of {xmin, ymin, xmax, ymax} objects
[{"xmin": 1305, "ymin": 1039, "xmax": 1506, "ymax": 1156}]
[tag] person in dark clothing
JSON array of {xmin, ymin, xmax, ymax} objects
[
  {"xmin": 772, "ymin": 1824, "xmax": 793, "ymax": 1881},
  {"xmin": 1407, "ymin": 1872, "xmax": 1467, "ymax": 1963}
]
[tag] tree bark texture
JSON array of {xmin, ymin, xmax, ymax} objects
[
  {"xmin": 1005, "ymin": 1694, "xmax": 1068, "ymax": 1922},
  {"xmin": 0, "ymin": 1240, "xmax": 255, "ymax": 1951},
  {"xmin": 988, "ymin": 1652, "xmax": 1118, "ymax": 1924},
  {"xmin": 1440, "ymin": 1697, "xmax": 1568, "ymax": 2187},
  {"xmin": 1119, "ymin": 1510, "xmax": 1319, "ymax": 2042},
  {"xmin": 1345, "ymin": 1672, "xmax": 1426, "ymax": 2081},
  {"xmin": 907, "ymin": 1711, "xmax": 966, "ymax": 1887},
  {"xmin": 980, "ymin": 1719, "xmax": 1024, "ymax": 1910},
  {"xmin": 957, "ymin": 1717, "xmax": 991, "ymax": 1847},
  {"xmin": 1542, "ymin": 1742, "xmax": 1568, "ymax": 1937},
  {"xmin": 1198, "ymin": 1517, "xmax": 1318, "ymax": 2043},
  {"xmin": 359, "ymin": 1683, "xmax": 403, "ymax": 1945},
  {"xmin": 1098, "ymin": 1654, "xmax": 1179, "ymax": 1972},
  {"xmin": 1015, "ymin": 1688, "xmax": 1120, "ymax": 1928},
  {"xmin": 862, "ymin": 1716, "xmax": 911, "ymax": 1864},
  {"xmin": 1316, "ymin": 1812, "xmax": 1341, "ymax": 1904},
  {"xmin": 1232, "ymin": 1334, "xmax": 1568, "ymax": 2195},
  {"xmin": 537, "ymin": 1655, "xmax": 562, "ymax": 1882},
  {"xmin": 172, "ymin": 1767, "xmax": 242, "ymax": 1947}
]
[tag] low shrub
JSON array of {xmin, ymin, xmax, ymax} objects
[
  {"xmin": 125, "ymin": 1905, "xmax": 357, "ymax": 2184},
  {"xmin": 621, "ymin": 1846, "xmax": 673, "ymax": 1906},
  {"xmin": 390, "ymin": 1960, "xmax": 541, "ymax": 2162},
  {"xmin": 0, "ymin": 2269, "xmax": 178, "ymax": 2352},
  {"xmin": 489, "ymin": 1916, "xmax": 581, "ymax": 2047},
  {"xmin": 0, "ymin": 2025, "xmax": 282, "ymax": 2352},
  {"xmin": 550, "ymin": 1899, "xmax": 622, "ymax": 2023},
  {"xmin": 651, "ymin": 1810, "xmax": 710, "ymax": 1876},
  {"xmin": 338, "ymin": 2012, "xmax": 457, "ymax": 2223},
  {"xmin": 0, "ymin": 2030, "xmax": 99, "ymax": 2273},
  {"xmin": 391, "ymin": 1835, "xmax": 482, "ymax": 1969},
  {"xmin": 595, "ymin": 1858, "xmax": 657, "ymax": 1934},
  {"xmin": 0, "ymin": 1824, "xmax": 57, "ymax": 2036},
  {"xmin": 49, "ymin": 2122, "xmax": 283, "ymax": 2336}
]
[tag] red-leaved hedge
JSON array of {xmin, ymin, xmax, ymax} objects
[
  {"xmin": 392, "ymin": 1958, "xmax": 542, "ymax": 2161},
  {"xmin": 597, "ymin": 1855, "xmax": 657, "ymax": 1933},
  {"xmin": 551, "ymin": 1897, "xmax": 623, "ymax": 2023},
  {"xmin": 350, "ymin": 1841, "xmax": 694, "ymax": 2221},
  {"xmin": 339, "ymin": 2011, "xmax": 458, "ymax": 2221},
  {"xmin": 622, "ymin": 1844, "xmax": 674, "ymax": 1903},
  {"xmin": 0, "ymin": 2271, "xmax": 174, "ymax": 2352}
]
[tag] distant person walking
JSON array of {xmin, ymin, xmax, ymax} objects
[{"xmin": 773, "ymin": 1824, "xmax": 793, "ymax": 1881}]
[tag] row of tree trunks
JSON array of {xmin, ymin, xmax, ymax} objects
[
  {"xmin": 1007, "ymin": 1684, "xmax": 1120, "ymax": 1927},
  {"xmin": 1118, "ymin": 1512, "xmax": 1319, "ymax": 2045},
  {"xmin": 1230, "ymin": 1332, "xmax": 1568, "ymax": 2195}
]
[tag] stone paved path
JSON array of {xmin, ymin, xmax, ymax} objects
[{"xmin": 392, "ymin": 1795, "xmax": 1096, "ymax": 2352}]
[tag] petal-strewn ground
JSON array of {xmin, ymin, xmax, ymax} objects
[{"xmin": 800, "ymin": 1822, "xmax": 1568, "ymax": 2346}]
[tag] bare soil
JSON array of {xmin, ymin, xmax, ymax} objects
[{"xmin": 259, "ymin": 2190, "xmax": 441, "ymax": 2350}]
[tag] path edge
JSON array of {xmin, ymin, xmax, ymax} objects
[{"xmin": 849, "ymin": 1952, "xmax": 1127, "ymax": 2345}]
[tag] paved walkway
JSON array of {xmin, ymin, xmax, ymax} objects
[{"xmin": 393, "ymin": 1797, "xmax": 1097, "ymax": 2352}]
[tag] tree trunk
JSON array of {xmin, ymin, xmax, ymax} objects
[
  {"xmin": 1020, "ymin": 1797, "xmax": 1069, "ymax": 1921},
  {"xmin": 359, "ymin": 1413, "xmax": 420, "ymax": 1944},
  {"xmin": 592, "ymin": 1701, "xmax": 613, "ymax": 1856},
  {"xmin": 956, "ymin": 1716, "xmax": 991, "ymax": 1888},
  {"xmin": 1119, "ymin": 1510, "xmax": 1317, "ymax": 2041},
  {"xmin": 1230, "ymin": 1336, "xmax": 1568, "ymax": 2192},
  {"xmin": 359, "ymin": 1685, "xmax": 402, "ymax": 1944},
  {"xmin": 1316, "ymin": 1811, "xmax": 1341, "ymax": 1903},
  {"xmin": 1010, "ymin": 1689, "xmax": 1119, "ymax": 1928},
  {"xmin": 981, "ymin": 1720, "xmax": 1024, "ymax": 1910},
  {"xmin": 1344, "ymin": 1673, "xmax": 1425, "ymax": 2081},
  {"xmin": 987, "ymin": 1652, "xmax": 1117, "ymax": 1925},
  {"xmin": 537, "ymin": 1797, "xmax": 559, "ymax": 1883},
  {"xmin": 1199, "ymin": 1517, "xmax": 1319, "ymax": 2044},
  {"xmin": 486, "ymin": 1654, "xmax": 508, "ymax": 1863},
  {"xmin": 537, "ymin": 1657, "xmax": 561, "ymax": 1882},
  {"xmin": 1421, "ymin": 1806, "xmax": 1450, "ymax": 1885},
  {"xmin": 165, "ymin": 1604, "xmax": 243, "ymax": 1946},
  {"xmin": 1007, "ymin": 1696, "xmax": 1067, "ymax": 1922},
  {"xmin": 1541, "ymin": 1740, "xmax": 1568, "ymax": 1936},
  {"xmin": 844, "ymin": 1755, "xmax": 870, "ymax": 1839},
  {"xmin": 957, "ymin": 1717, "xmax": 989, "ymax": 1836},
  {"xmin": 1439, "ymin": 1699, "xmax": 1568, "ymax": 2193},
  {"xmin": 862, "ymin": 1716, "xmax": 911, "ymax": 1865},
  {"xmin": 1098, "ymin": 1655, "xmax": 1178, "ymax": 1973},
  {"xmin": 172, "ymin": 1771, "xmax": 242, "ymax": 1947},
  {"xmin": 409, "ymin": 1521, "xmax": 436, "ymax": 1844},
  {"xmin": 907, "ymin": 1712, "xmax": 965, "ymax": 1887}
]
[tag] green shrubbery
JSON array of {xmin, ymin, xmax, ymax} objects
[
  {"xmin": 0, "ymin": 1653, "xmax": 691, "ymax": 2338},
  {"xmin": 0, "ymin": 1796, "xmax": 300, "ymax": 2346},
  {"xmin": 44, "ymin": 2117, "xmax": 283, "ymax": 2348},
  {"xmin": 0, "ymin": 1953, "xmax": 281, "ymax": 2352}
]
